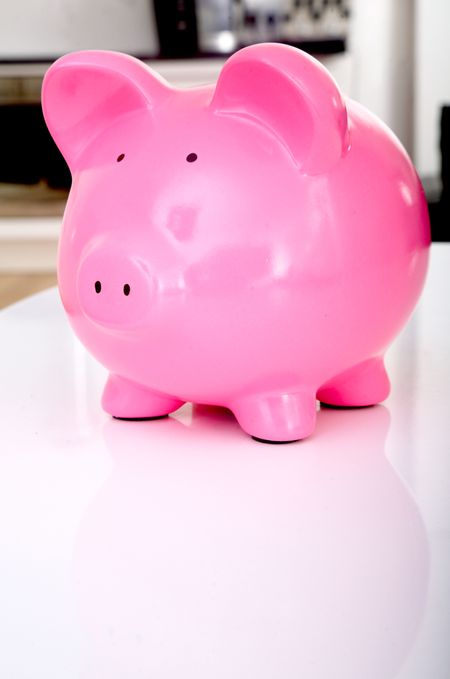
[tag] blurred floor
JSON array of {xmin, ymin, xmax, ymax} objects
[
  {"xmin": 0, "ymin": 182, "xmax": 62, "ymax": 308},
  {"xmin": 0, "ymin": 181, "xmax": 67, "ymax": 217},
  {"xmin": 0, "ymin": 274, "xmax": 57, "ymax": 309}
]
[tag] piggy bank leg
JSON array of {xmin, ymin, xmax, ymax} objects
[
  {"xmin": 102, "ymin": 374, "xmax": 184, "ymax": 420},
  {"xmin": 317, "ymin": 357, "xmax": 390, "ymax": 408},
  {"xmin": 230, "ymin": 390, "xmax": 317, "ymax": 443}
]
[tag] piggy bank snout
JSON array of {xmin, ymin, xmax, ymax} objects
[{"xmin": 77, "ymin": 247, "xmax": 154, "ymax": 328}]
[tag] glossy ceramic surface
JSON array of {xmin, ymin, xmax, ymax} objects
[
  {"xmin": 42, "ymin": 44, "xmax": 430, "ymax": 441},
  {"xmin": 0, "ymin": 244, "xmax": 449, "ymax": 678}
]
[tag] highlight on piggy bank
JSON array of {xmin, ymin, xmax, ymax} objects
[{"xmin": 41, "ymin": 44, "xmax": 430, "ymax": 443}]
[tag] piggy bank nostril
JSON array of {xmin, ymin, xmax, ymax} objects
[{"xmin": 77, "ymin": 247, "xmax": 152, "ymax": 329}]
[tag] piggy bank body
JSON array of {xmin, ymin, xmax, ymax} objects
[{"xmin": 42, "ymin": 44, "xmax": 430, "ymax": 442}]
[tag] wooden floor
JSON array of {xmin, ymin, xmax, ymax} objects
[{"xmin": 0, "ymin": 274, "xmax": 57, "ymax": 310}]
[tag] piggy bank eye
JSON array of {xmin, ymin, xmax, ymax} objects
[
  {"xmin": 186, "ymin": 153, "xmax": 197, "ymax": 163},
  {"xmin": 116, "ymin": 153, "xmax": 125, "ymax": 162}
]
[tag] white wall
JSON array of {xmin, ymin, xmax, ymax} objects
[
  {"xmin": 349, "ymin": 0, "xmax": 415, "ymax": 155},
  {"xmin": 414, "ymin": 0, "xmax": 450, "ymax": 177},
  {"xmin": 0, "ymin": 0, "xmax": 159, "ymax": 59},
  {"xmin": 349, "ymin": 0, "xmax": 450, "ymax": 178}
]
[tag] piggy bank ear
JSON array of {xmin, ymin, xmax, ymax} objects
[
  {"xmin": 42, "ymin": 51, "xmax": 170, "ymax": 169},
  {"xmin": 210, "ymin": 43, "xmax": 349, "ymax": 175}
]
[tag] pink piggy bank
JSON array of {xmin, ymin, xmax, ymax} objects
[{"xmin": 42, "ymin": 44, "xmax": 430, "ymax": 443}]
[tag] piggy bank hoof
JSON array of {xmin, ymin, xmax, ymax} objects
[
  {"xmin": 251, "ymin": 436, "xmax": 300, "ymax": 445},
  {"xmin": 320, "ymin": 402, "xmax": 375, "ymax": 410},
  {"xmin": 102, "ymin": 374, "xmax": 184, "ymax": 419},
  {"xmin": 231, "ymin": 390, "xmax": 316, "ymax": 442},
  {"xmin": 317, "ymin": 358, "xmax": 390, "ymax": 408},
  {"xmin": 113, "ymin": 414, "xmax": 169, "ymax": 421}
]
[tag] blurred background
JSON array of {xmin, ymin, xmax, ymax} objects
[{"xmin": 0, "ymin": 0, "xmax": 448, "ymax": 307}]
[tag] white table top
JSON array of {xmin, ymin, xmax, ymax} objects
[{"xmin": 1, "ymin": 244, "xmax": 449, "ymax": 679}]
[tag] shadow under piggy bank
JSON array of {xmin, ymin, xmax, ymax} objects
[{"xmin": 73, "ymin": 404, "xmax": 429, "ymax": 679}]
